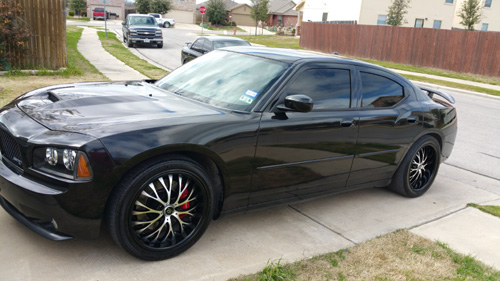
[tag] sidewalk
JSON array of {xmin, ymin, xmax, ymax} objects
[
  {"xmin": 77, "ymin": 26, "xmax": 147, "ymax": 81},
  {"xmin": 73, "ymin": 25, "xmax": 500, "ymax": 275}
]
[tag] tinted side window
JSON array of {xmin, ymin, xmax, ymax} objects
[
  {"xmin": 202, "ymin": 40, "xmax": 213, "ymax": 52},
  {"xmin": 192, "ymin": 39, "xmax": 205, "ymax": 51},
  {"xmin": 287, "ymin": 68, "xmax": 351, "ymax": 111},
  {"xmin": 360, "ymin": 72, "xmax": 403, "ymax": 108}
]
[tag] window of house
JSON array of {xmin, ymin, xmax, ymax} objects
[
  {"xmin": 322, "ymin": 13, "xmax": 328, "ymax": 22},
  {"xmin": 286, "ymin": 68, "xmax": 352, "ymax": 111},
  {"xmin": 445, "ymin": 0, "xmax": 453, "ymax": 3},
  {"xmin": 415, "ymin": 18, "xmax": 424, "ymax": 28},
  {"xmin": 360, "ymin": 72, "xmax": 404, "ymax": 108},
  {"xmin": 433, "ymin": 20, "xmax": 442, "ymax": 29},
  {"xmin": 377, "ymin": 15, "xmax": 387, "ymax": 25},
  {"xmin": 485, "ymin": 0, "xmax": 492, "ymax": 7},
  {"xmin": 481, "ymin": 23, "xmax": 489, "ymax": 31}
]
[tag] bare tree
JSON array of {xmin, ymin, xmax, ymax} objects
[
  {"xmin": 386, "ymin": 0, "xmax": 411, "ymax": 26},
  {"xmin": 458, "ymin": 0, "xmax": 482, "ymax": 31},
  {"xmin": 250, "ymin": 0, "xmax": 269, "ymax": 35}
]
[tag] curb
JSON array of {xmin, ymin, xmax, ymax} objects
[{"xmin": 411, "ymin": 81, "xmax": 500, "ymax": 101}]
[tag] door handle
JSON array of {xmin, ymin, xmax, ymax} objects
[{"xmin": 341, "ymin": 119, "xmax": 355, "ymax": 128}]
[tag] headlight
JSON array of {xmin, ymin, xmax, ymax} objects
[
  {"xmin": 129, "ymin": 31, "xmax": 137, "ymax": 36},
  {"xmin": 33, "ymin": 147, "xmax": 92, "ymax": 180},
  {"xmin": 155, "ymin": 30, "xmax": 162, "ymax": 36}
]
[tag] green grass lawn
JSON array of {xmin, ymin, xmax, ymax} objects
[
  {"xmin": 66, "ymin": 16, "xmax": 90, "ymax": 22},
  {"xmin": 234, "ymin": 35, "xmax": 300, "ymax": 49},
  {"xmin": 231, "ymin": 230, "xmax": 500, "ymax": 281},
  {"xmin": 468, "ymin": 203, "xmax": 500, "ymax": 218},
  {"xmin": 96, "ymin": 31, "xmax": 167, "ymax": 79}
]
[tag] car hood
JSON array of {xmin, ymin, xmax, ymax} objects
[
  {"xmin": 15, "ymin": 81, "xmax": 226, "ymax": 135},
  {"xmin": 129, "ymin": 25, "xmax": 159, "ymax": 30}
]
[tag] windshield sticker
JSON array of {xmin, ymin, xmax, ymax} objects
[
  {"xmin": 244, "ymin": 89, "xmax": 259, "ymax": 98},
  {"xmin": 239, "ymin": 95, "xmax": 254, "ymax": 104}
]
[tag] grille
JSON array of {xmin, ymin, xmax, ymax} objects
[
  {"xmin": 0, "ymin": 129, "xmax": 22, "ymax": 167},
  {"xmin": 137, "ymin": 31, "xmax": 155, "ymax": 38}
]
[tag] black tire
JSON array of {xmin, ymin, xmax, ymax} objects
[
  {"xmin": 157, "ymin": 43, "xmax": 163, "ymax": 48},
  {"xmin": 389, "ymin": 135, "xmax": 440, "ymax": 198},
  {"xmin": 164, "ymin": 22, "xmax": 170, "ymax": 28},
  {"xmin": 106, "ymin": 157, "xmax": 215, "ymax": 260},
  {"xmin": 182, "ymin": 58, "xmax": 189, "ymax": 65},
  {"xmin": 127, "ymin": 37, "xmax": 133, "ymax": 48}
]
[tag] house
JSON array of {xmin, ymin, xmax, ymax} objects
[
  {"xmin": 87, "ymin": 0, "xmax": 125, "ymax": 20},
  {"xmin": 267, "ymin": 0, "xmax": 298, "ymax": 27},
  {"xmin": 295, "ymin": 0, "xmax": 500, "ymax": 32},
  {"xmin": 166, "ymin": 0, "xmax": 196, "ymax": 23},
  {"xmin": 196, "ymin": 0, "xmax": 254, "ymax": 26}
]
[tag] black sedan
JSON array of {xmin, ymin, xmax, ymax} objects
[
  {"xmin": 0, "ymin": 47, "xmax": 457, "ymax": 261},
  {"xmin": 181, "ymin": 36, "xmax": 251, "ymax": 64}
]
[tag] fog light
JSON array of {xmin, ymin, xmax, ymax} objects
[
  {"xmin": 45, "ymin": 148, "xmax": 58, "ymax": 166},
  {"xmin": 63, "ymin": 149, "xmax": 77, "ymax": 171}
]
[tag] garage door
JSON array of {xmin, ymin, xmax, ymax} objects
[
  {"xmin": 165, "ymin": 10, "xmax": 194, "ymax": 23},
  {"xmin": 232, "ymin": 13, "xmax": 255, "ymax": 26}
]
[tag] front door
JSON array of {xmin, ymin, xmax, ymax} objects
[{"xmin": 249, "ymin": 64, "xmax": 359, "ymax": 206}]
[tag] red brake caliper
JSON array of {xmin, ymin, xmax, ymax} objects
[{"xmin": 178, "ymin": 188, "xmax": 190, "ymax": 219}]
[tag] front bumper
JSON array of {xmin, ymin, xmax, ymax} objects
[
  {"xmin": 129, "ymin": 36, "xmax": 162, "ymax": 45},
  {"xmin": 0, "ymin": 159, "xmax": 101, "ymax": 240}
]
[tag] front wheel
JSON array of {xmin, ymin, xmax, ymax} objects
[
  {"xmin": 157, "ymin": 42, "xmax": 163, "ymax": 48},
  {"xmin": 127, "ymin": 37, "xmax": 133, "ymax": 47},
  {"xmin": 389, "ymin": 136, "xmax": 440, "ymax": 198},
  {"xmin": 106, "ymin": 158, "xmax": 215, "ymax": 260}
]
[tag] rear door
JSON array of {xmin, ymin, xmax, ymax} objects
[
  {"xmin": 347, "ymin": 67, "xmax": 424, "ymax": 187},
  {"xmin": 249, "ymin": 63, "xmax": 360, "ymax": 205}
]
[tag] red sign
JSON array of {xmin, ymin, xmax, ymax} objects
[{"xmin": 199, "ymin": 6, "xmax": 206, "ymax": 14}]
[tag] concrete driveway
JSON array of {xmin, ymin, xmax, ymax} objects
[
  {"xmin": 1, "ymin": 174, "xmax": 497, "ymax": 281},
  {"xmin": 1, "ymin": 21, "xmax": 500, "ymax": 280}
]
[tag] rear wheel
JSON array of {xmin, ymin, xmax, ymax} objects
[
  {"xmin": 106, "ymin": 157, "xmax": 215, "ymax": 260},
  {"xmin": 164, "ymin": 22, "xmax": 170, "ymax": 28},
  {"xmin": 389, "ymin": 136, "xmax": 440, "ymax": 198}
]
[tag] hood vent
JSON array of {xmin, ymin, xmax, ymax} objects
[{"xmin": 47, "ymin": 91, "xmax": 60, "ymax": 103}]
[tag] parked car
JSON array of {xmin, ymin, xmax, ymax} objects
[
  {"xmin": 148, "ymin": 13, "xmax": 175, "ymax": 28},
  {"xmin": 122, "ymin": 14, "xmax": 163, "ymax": 48},
  {"xmin": 92, "ymin": 7, "xmax": 107, "ymax": 20},
  {"xmin": 0, "ymin": 47, "xmax": 457, "ymax": 261},
  {"xmin": 181, "ymin": 36, "xmax": 251, "ymax": 64}
]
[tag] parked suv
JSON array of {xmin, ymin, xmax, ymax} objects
[
  {"xmin": 148, "ymin": 13, "xmax": 175, "ymax": 28},
  {"xmin": 122, "ymin": 14, "xmax": 163, "ymax": 48}
]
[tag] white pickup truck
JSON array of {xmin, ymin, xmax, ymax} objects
[{"xmin": 148, "ymin": 13, "xmax": 175, "ymax": 28}]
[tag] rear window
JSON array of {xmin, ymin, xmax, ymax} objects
[{"xmin": 94, "ymin": 8, "xmax": 104, "ymax": 12}]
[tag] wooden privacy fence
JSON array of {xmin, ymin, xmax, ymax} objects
[
  {"xmin": 8, "ymin": 0, "xmax": 66, "ymax": 69},
  {"xmin": 300, "ymin": 22, "xmax": 500, "ymax": 77}
]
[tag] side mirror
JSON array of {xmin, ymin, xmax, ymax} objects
[
  {"xmin": 278, "ymin": 94, "xmax": 314, "ymax": 112},
  {"xmin": 122, "ymin": 21, "xmax": 126, "ymax": 26},
  {"xmin": 186, "ymin": 42, "xmax": 192, "ymax": 47}
]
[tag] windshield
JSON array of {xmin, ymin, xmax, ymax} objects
[
  {"xmin": 155, "ymin": 50, "xmax": 289, "ymax": 111},
  {"xmin": 129, "ymin": 16, "xmax": 156, "ymax": 26},
  {"xmin": 214, "ymin": 40, "xmax": 251, "ymax": 49}
]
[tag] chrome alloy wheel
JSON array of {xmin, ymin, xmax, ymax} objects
[
  {"xmin": 408, "ymin": 145, "xmax": 437, "ymax": 190},
  {"xmin": 130, "ymin": 173, "xmax": 204, "ymax": 249}
]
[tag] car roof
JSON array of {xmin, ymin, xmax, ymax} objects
[
  {"xmin": 127, "ymin": 14, "xmax": 154, "ymax": 18},
  {"xmin": 201, "ymin": 36, "xmax": 248, "ymax": 42},
  {"xmin": 222, "ymin": 46, "xmax": 389, "ymax": 69}
]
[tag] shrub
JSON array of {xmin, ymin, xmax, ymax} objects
[
  {"xmin": 69, "ymin": 11, "xmax": 75, "ymax": 16},
  {"xmin": 0, "ymin": 0, "xmax": 31, "ymax": 71}
]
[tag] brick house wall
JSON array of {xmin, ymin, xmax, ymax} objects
[
  {"xmin": 268, "ymin": 14, "xmax": 297, "ymax": 27},
  {"xmin": 87, "ymin": 0, "xmax": 125, "ymax": 20}
]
